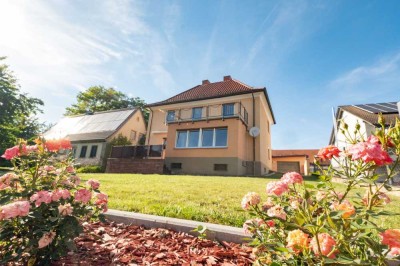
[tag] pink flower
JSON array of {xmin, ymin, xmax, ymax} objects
[
  {"xmin": 262, "ymin": 197, "xmax": 275, "ymax": 211},
  {"xmin": 310, "ymin": 233, "xmax": 338, "ymax": 258},
  {"xmin": 45, "ymin": 139, "xmax": 72, "ymax": 152},
  {"xmin": 241, "ymin": 192, "xmax": 261, "ymax": 210},
  {"xmin": 330, "ymin": 200, "xmax": 355, "ymax": 219},
  {"xmin": 267, "ymin": 205, "xmax": 286, "ymax": 220},
  {"xmin": 347, "ymin": 137, "xmax": 393, "ymax": 166},
  {"xmin": 317, "ymin": 145, "xmax": 340, "ymax": 160},
  {"xmin": 51, "ymin": 190, "xmax": 63, "ymax": 201},
  {"xmin": 388, "ymin": 247, "xmax": 400, "ymax": 257},
  {"xmin": 25, "ymin": 145, "xmax": 38, "ymax": 154},
  {"xmin": 380, "ymin": 229, "xmax": 400, "ymax": 248},
  {"xmin": 86, "ymin": 179, "xmax": 100, "ymax": 190},
  {"xmin": 266, "ymin": 220, "xmax": 275, "ymax": 227},
  {"xmin": 286, "ymin": 229, "xmax": 309, "ymax": 254},
  {"xmin": 281, "ymin": 172, "xmax": 303, "ymax": 185},
  {"xmin": 66, "ymin": 166, "xmax": 75, "ymax": 173},
  {"xmin": 266, "ymin": 181, "xmax": 288, "ymax": 196},
  {"xmin": 38, "ymin": 231, "xmax": 56, "ymax": 249},
  {"xmin": 0, "ymin": 173, "xmax": 18, "ymax": 190},
  {"xmin": 1, "ymin": 146, "xmax": 20, "ymax": 160},
  {"xmin": 289, "ymin": 197, "xmax": 302, "ymax": 209},
  {"xmin": 43, "ymin": 165, "xmax": 56, "ymax": 172},
  {"xmin": 243, "ymin": 218, "xmax": 267, "ymax": 235},
  {"xmin": 30, "ymin": 191, "xmax": 52, "ymax": 207},
  {"xmin": 69, "ymin": 176, "xmax": 81, "ymax": 186},
  {"xmin": 60, "ymin": 189, "xmax": 71, "ymax": 199},
  {"xmin": 316, "ymin": 191, "xmax": 328, "ymax": 202},
  {"xmin": 58, "ymin": 203, "xmax": 73, "ymax": 216},
  {"xmin": 74, "ymin": 189, "xmax": 92, "ymax": 204},
  {"xmin": 95, "ymin": 193, "xmax": 108, "ymax": 212},
  {"xmin": 0, "ymin": 201, "xmax": 30, "ymax": 220}
]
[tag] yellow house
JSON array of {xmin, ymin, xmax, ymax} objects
[
  {"xmin": 44, "ymin": 108, "xmax": 147, "ymax": 167},
  {"xmin": 146, "ymin": 75, "xmax": 276, "ymax": 176}
]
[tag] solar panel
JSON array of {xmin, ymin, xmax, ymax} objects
[{"xmin": 353, "ymin": 102, "xmax": 398, "ymax": 114}]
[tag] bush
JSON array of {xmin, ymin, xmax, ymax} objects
[
  {"xmin": 0, "ymin": 138, "xmax": 108, "ymax": 264},
  {"xmin": 242, "ymin": 115, "xmax": 400, "ymax": 265},
  {"xmin": 76, "ymin": 165, "xmax": 104, "ymax": 173}
]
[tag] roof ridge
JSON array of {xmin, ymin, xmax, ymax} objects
[{"xmin": 65, "ymin": 107, "xmax": 136, "ymax": 118}]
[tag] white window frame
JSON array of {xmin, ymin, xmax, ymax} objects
[{"xmin": 175, "ymin": 127, "xmax": 228, "ymax": 148}]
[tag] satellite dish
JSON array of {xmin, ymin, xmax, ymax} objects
[{"xmin": 249, "ymin": 127, "xmax": 260, "ymax": 137}]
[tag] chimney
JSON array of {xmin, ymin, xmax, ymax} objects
[
  {"xmin": 202, "ymin": 80, "xmax": 210, "ymax": 85},
  {"xmin": 223, "ymin": 75, "xmax": 232, "ymax": 81}
]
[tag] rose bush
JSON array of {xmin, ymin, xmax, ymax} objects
[
  {"xmin": 0, "ymin": 138, "xmax": 108, "ymax": 265},
  {"xmin": 242, "ymin": 116, "xmax": 400, "ymax": 265}
]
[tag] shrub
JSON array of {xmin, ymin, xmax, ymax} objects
[
  {"xmin": 242, "ymin": 116, "xmax": 400, "ymax": 265},
  {"xmin": 76, "ymin": 165, "xmax": 104, "ymax": 173},
  {"xmin": 0, "ymin": 138, "xmax": 108, "ymax": 264}
]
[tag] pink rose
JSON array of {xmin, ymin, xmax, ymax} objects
[
  {"xmin": 69, "ymin": 176, "xmax": 81, "ymax": 186},
  {"xmin": 388, "ymin": 247, "xmax": 400, "ymax": 257},
  {"xmin": 262, "ymin": 197, "xmax": 275, "ymax": 211},
  {"xmin": 58, "ymin": 203, "xmax": 73, "ymax": 216},
  {"xmin": 30, "ymin": 191, "xmax": 52, "ymax": 207},
  {"xmin": 347, "ymin": 137, "xmax": 393, "ymax": 166},
  {"xmin": 86, "ymin": 179, "xmax": 100, "ymax": 190},
  {"xmin": 51, "ymin": 190, "xmax": 63, "ymax": 201},
  {"xmin": 66, "ymin": 166, "xmax": 75, "ymax": 173},
  {"xmin": 1, "ymin": 146, "xmax": 20, "ymax": 160},
  {"xmin": 43, "ymin": 165, "xmax": 56, "ymax": 172},
  {"xmin": 286, "ymin": 229, "xmax": 309, "ymax": 254},
  {"xmin": 60, "ymin": 189, "xmax": 71, "ymax": 199},
  {"xmin": 330, "ymin": 200, "xmax": 355, "ymax": 219},
  {"xmin": 0, "ymin": 201, "xmax": 30, "ymax": 220},
  {"xmin": 241, "ymin": 192, "xmax": 261, "ymax": 210},
  {"xmin": 95, "ymin": 193, "xmax": 108, "ymax": 212},
  {"xmin": 266, "ymin": 181, "xmax": 288, "ymax": 196},
  {"xmin": 281, "ymin": 172, "xmax": 303, "ymax": 185},
  {"xmin": 0, "ymin": 173, "xmax": 18, "ymax": 190},
  {"xmin": 310, "ymin": 233, "xmax": 338, "ymax": 258},
  {"xmin": 38, "ymin": 231, "xmax": 56, "ymax": 249},
  {"xmin": 317, "ymin": 145, "xmax": 340, "ymax": 160},
  {"xmin": 380, "ymin": 229, "xmax": 400, "ymax": 248},
  {"xmin": 74, "ymin": 189, "xmax": 92, "ymax": 204},
  {"xmin": 267, "ymin": 205, "xmax": 286, "ymax": 220},
  {"xmin": 243, "ymin": 218, "xmax": 267, "ymax": 235},
  {"xmin": 45, "ymin": 139, "xmax": 72, "ymax": 152}
]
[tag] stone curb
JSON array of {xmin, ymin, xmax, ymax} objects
[{"xmin": 105, "ymin": 209, "xmax": 249, "ymax": 244}]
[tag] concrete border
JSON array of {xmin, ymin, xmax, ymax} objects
[{"xmin": 105, "ymin": 209, "xmax": 248, "ymax": 244}]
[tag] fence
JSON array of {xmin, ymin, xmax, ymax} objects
[{"xmin": 110, "ymin": 145, "xmax": 163, "ymax": 159}]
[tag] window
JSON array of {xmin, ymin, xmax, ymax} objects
[
  {"xmin": 166, "ymin": 110, "xmax": 175, "ymax": 122},
  {"xmin": 188, "ymin": 130, "xmax": 200, "ymax": 147},
  {"xmin": 89, "ymin": 145, "xmax": 98, "ymax": 158},
  {"xmin": 215, "ymin": 128, "xmax": 228, "ymax": 147},
  {"xmin": 214, "ymin": 164, "xmax": 228, "ymax": 171},
  {"xmin": 175, "ymin": 127, "xmax": 228, "ymax": 148},
  {"xmin": 222, "ymin": 103, "xmax": 235, "ymax": 117},
  {"xmin": 130, "ymin": 130, "xmax": 137, "ymax": 141},
  {"xmin": 201, "ymin": 129, "xmax": 213, "ymax": 147},
  {"xmin": 192, "ymin": 107, "xmax": 202, "ymax": 120},
  {"xmin": 171, "ymin": 163, "xmax": 182, "ymax": 169},
  {"xmin": 176, "ymin": 131, "xmax": 187, "ymax": 148},
  {"xmin": 79, "ymin": 146, "xmax": 87, "ymax": 158},
  {"xmin": 72, "ymin": 146, "xmax": 77, "ymax": 157}
]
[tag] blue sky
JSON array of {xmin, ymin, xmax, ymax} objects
[{"xmin": 0, "ymin": 0, "xmax": 399, "ymax": 149}]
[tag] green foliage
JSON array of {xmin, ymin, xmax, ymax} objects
[
  {"xmin": 76, "ymin": 165, "xmax": 104, "ymax": 173},
  {"xmin": 243, "ymin": 115, "xmax": 400, "ymax": 265},
  {"xmin": 64, "ymin": 85, "xmax": 149, "ymax": 122},
  {"xmin": 109, "ymin": 133, "xmax": 132, "ymax": 146},
  {"xmin": 0, "ymin": 138, "xmax": 107, "ymax": 264},
  {"xmin": 0, "ymin": 57, "xmax": 44, "ymax": 157}
]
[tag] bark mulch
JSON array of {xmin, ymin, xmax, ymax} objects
[{"xmin": 53, "ymin": 221, "xmax": 254, "ymax": 265}]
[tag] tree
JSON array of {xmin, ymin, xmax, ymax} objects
[
  {"xmin": 0, "ymin": 57, "xmax": 44, "ymax": 160},
  {"xmin": 65, "ymin": 86, "xmax": 149, "ymax": 122}
]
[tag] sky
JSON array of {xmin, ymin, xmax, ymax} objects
[{"xmin": 0, "ymin": 0, "xmax": 399, "ymax": 149}]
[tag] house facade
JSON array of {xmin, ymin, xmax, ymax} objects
[
  {"xmin": 145, "ymin": 75, "xmax": 276, "ymax": 176},
  {"xmin": 43, "ymin": 108, "xmax": 146, "ymax": 167}
]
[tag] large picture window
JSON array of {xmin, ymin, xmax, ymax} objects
[{"xmin": 176, "ymin": 128, "xmax": 228, "ymax": 148}]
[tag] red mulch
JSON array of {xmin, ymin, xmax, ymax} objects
[{"xmin": 53, "ymin": 221, "xmax": 254, "ymax": 265}]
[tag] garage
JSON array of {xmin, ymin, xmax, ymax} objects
[{"xmin": 277, "ymin": 161, "xmax": 300, "ymax": 173}]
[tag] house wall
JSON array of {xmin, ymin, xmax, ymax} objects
[
  {"xmin": 146, "ymin": 92, "xmax": 274, "ymax": 176},
  {"xmin": 72, "ymin": 142, "xmax": 107, "ymax": 166},
  {"xmin": 108, "ymin": 110, "xmax": 147, "ymax": 145},
  {"xmin": 272, "ymin": 156, "xmax": 309, "ymax": 175}
]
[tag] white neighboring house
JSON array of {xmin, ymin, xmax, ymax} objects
[
  {"xmin": 43, "ymin": 108, "xmax": 147, "ymax": 167},
  {"xmin": 329, "ymin": 101, "xmax": 399, "ymax": 181}
]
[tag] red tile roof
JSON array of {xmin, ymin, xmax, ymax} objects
[{"xmin": 147, "ymin": 76, "xmax": 276, "ymax": 123}]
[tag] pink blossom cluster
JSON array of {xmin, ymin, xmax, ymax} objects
[
  {"xmin": 74, "ymin": 189, "xmax": 92, "ymax": 204},
  {"xmin": 95, "ymin": 192, "xmax": 108, "ymax": 212},
  {"xmin": 44, "ymin": 139, "xmax": 72, "ymax": 152},
  {"xmin": 380, "ymin": 229, "xmax": 400, "ymax": 256},
  {"xmin": 347, "ymin": 136, "xmax": 393, "ymax": 166},
  {"xmin": 317, "ymin": 145, "xmax": 340, "ymax": 160},
  {"xmin": 38, "ymin": 231, "xmax": 56, "ymax": 249},
  {"xmin": 58, "ymin": 203, "xmax": 73, "ymax": 216},
  {"xmin": 1, "ymin": 144, "xmax": 38, "ymax": 160},
  {"xmin": 243, "ymin": 218, "xmax": 275, "ymax": 235},
  {"xmin": 241, "ymin": 192, "xmax": 261, "ymax": 210},
  {"xmin": 266, "ymin": 172, "xmax": 303, "ymax": 196},
  {"xmin": 267, "ymin": 205, "xmax": 287, "ymax": 220},
  {"xmin": 310, "ymin": 233, "xmax": 338, "ymax": 258},
  {"xmin": 330, "ymin": 200, "xmax": 356, "ymax": 219},
  {"xmin": 30, "ymin": 190, "xmax": 71, "ymax": 207},
  {"xmin": 0, "ymin": 173, "xmax": 18, "ymax": 190},
  {"xmin": 0, "ymin": 201, "xmax": 30, "ymax": 220},
  {"xmin": 86, "ymin": 179, "xmax": 100, "ymax": 190}
]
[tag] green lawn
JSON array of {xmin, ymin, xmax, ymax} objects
[{"xmin": 81, "ymin": 173, "xmax": 400, "ymax": 228}]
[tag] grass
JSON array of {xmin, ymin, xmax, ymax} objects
[{"xmin": 80, "ymin": 173, "xmax": 400, "ymax": 228}]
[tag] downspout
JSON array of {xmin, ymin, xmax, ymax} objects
[
  {"xmin": 146, "ymin": 108, "xmax": 153, "ymax": 158},
  {"xmin": 252, "ymin": 93, "xmax": 256, "ymax": 176}
]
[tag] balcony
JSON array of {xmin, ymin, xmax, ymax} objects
[
  {"xmin": 110, "ymin": 145, "xmax": 164, "ymax": 158},
  {"xmin": 165, "ymin": 102, "xmax": 248, "ymax": 125}
]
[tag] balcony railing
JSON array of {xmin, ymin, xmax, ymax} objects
[
  {"xmin": 166, "ymin": 102, "xmax": 248, "ymax": 125},
  {"xmin": 110, "ymin": 145, "xmax": 163, "ymax": 158}
]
